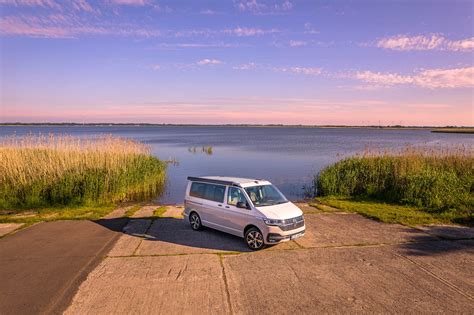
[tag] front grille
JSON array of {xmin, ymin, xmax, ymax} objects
[{"xmin": 280, "ymin": 215, "xmax": 304, "ymax": 231}]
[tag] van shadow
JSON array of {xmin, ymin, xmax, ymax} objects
[{"xmin": 94, "ymin": 217, "xmax": 253, "ymax": 253}]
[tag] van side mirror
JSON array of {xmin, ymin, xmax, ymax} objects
[{"xmin": 236, "ymin": 201, "xmax": 250, "ymax": 209}]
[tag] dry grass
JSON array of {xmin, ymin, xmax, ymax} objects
[{"xmin": 0, "ymin": 134, "xmax": 166, "ymax": 210}]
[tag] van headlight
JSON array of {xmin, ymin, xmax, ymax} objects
[{"xmin": 263, "ymin": 218, "xmax": 284, "ymax": 226}]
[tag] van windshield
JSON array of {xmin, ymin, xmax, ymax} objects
[{"xmin": 244, "ymin": 185, "xmax": 288, "ymax": 207}]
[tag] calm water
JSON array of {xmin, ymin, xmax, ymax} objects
[{"xmin": 1, "ymin": 126, "xmax": 472, "ymax": 204}]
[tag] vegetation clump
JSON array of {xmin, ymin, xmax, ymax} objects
[
  {"xmin": 0, "ymin": 134, "xmax": 166, "ymax": 210},
  {"xmin": 315, "ymin": 145, "xmax": 473, "ymax": 224}
]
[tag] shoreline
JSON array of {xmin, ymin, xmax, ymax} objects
[{"xmin": 1, "ymin": 123, "xmax": 473, "ymax": 132}]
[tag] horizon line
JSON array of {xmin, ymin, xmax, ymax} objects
[{"xmin": 1, "ymin": 122, "xmax": 473, "ymax": 129}]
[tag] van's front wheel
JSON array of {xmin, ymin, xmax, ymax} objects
[
  {"xmin": 245, "ymin": 227, "xmax": 264, "ymax": 250},
  {"xmin": 189, "ymin": 212, "xmax": 202, "ymax": 231}
]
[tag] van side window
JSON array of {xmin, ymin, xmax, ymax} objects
[
  {"xmin": 227, "ymin": 187, "xmax": 247, "ymax": 206},
  {"xmin": 190, "ymin": 182, "xmax": 225, "ymax": 203},
  {"xmin": 204, "ymin": 184, "xmax": 225, "ymax": 202},
  {"xmin": 190, "ymin": 182, "xmax": 206, "ymax": 199}
]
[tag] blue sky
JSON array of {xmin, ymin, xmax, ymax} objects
[{"xmin": 1, "ymin": 0, "xmax": 473, "ymax": 125}]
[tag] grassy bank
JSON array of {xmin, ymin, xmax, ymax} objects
[
  {"xmin": 315, "ymin": 146, "xmax": 473, "ymax": 225},
  {"xmin": 0, "ymin": 135, "xmax": 166, "ymax": 211}
]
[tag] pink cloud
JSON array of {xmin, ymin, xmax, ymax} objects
[
  {"xmin": 289, "ymin": 40, "xmax": 307, "ymax": 47},
  {"xmin": 0, "ymin": 14, "xmax": 164, "ymax": 38},
  {"xmin": 349, "ymin": 67, "xmax": 474, "ymax": 89},
  {"xmin": 235, "ymin": 0, "xmax": 293, "ymax": 15},
  {"xmin": 108, "ymin": 0, "xmax": 151, "ymax": 6},
  {"xmin": 223, "ymin": 27, "xmax": 278, "ymax": 37},
  {"xmin": 0, "ymin": 0, "xmax": 60, "ymax": 9},
  {"xmin": 233, "ymin": 62, "xmax": 260, "ymax": 70},
  {"xmin": 196, "ymin": 59, "xmax": 222, "ymax": 65},
  {"xmin": 376, "ymin": 34, "xmax": 474, "ymax": 52},
  {"xmin": 273, "ymin": 66, "xmax": 322, "ymax": 75}
]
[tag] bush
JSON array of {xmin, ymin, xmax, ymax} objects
[
  {"xmin": 316, "ymin": 145, "xmax": 474, "ymax": 214},
  {"xmin": 0, "ymin": 134, "xmax": 167, "ymax": 210}
]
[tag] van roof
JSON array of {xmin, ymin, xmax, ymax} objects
[{"xmin": 187, "ymin": 176, "xmax": 271, "ymax": 187}]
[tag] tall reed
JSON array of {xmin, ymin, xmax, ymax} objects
[
  {"xmin": 316, "ymin": 145, "xmax": 474, "ymax": 213},
  {"xmin": 0, "ymin": 134, "xmax": 166, "ymax": 210}
]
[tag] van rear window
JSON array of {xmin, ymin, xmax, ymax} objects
[{"xmin": 190, "ymin": 182, "xmax": 225, "ymax": 203}]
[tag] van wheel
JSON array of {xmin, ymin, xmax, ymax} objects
[
  {"xmin": 245, "ymin": 227, "xmax": 264, "ymax": 250},
  {"xmin": 189, "ymin": 212, "xmax": 202, "ymax": 231}
]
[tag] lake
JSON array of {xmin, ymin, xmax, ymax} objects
[{"xmin": 1, "ymin": 125, "xmax": 472, "ymax": 204}]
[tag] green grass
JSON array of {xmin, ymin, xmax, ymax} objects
[
  {"xmin": 0, "ymin": 205, "xmax": 116, "ymax": 224},
  {"xmin": 314, "ymin": 196, "xmax": 472, "ymax": 226},
  {"xmin": 315, "ymin": 145, "xmax": 473, "ymax": 225},
  {"xmin": 153, "ymin": 206, "xmax": 167, "ymax": 217},
  {"xmin": 0, "ymin": 135, "xmax": 167, "ymax": 211},
  {"xmin": 124, "ymin": 205, "xmax": 142, "ymax": 217}
]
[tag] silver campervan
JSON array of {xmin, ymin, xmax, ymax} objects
[{"xmin": 183, "ymin": 176, "xmax": 305, "ymax": 250}]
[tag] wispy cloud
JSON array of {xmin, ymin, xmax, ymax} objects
[
  {"xmin": 303, "ymin": 22, "xmax": 319, "ymax": 34},
  {"xmin": 196, "ymin": 58, "xmax": 222, "ymax": 65},
  {"xmin": 224, "ymin": 27, "xmax": 278, "ymax": 37},
  {"xmin": 289, "ymin": 40, "xmax": 307, "ymax": 47},
  {"xmin": 107, "ymin": 0, "xmax": 151, "ymax": 6},
  {"xmin": 152, "ymin": 42, "xmax": 241, "ymax": 49},
  {"xmin": 235, "ymin": 0, "xmax": 293, "ymax": 15},
  {"xmin": 0, "ymin": 14, "xmax": 165, "ymax": 38},
  {"xmin": 200, "ymin": 8, "xmax": 219, "ymax": 15},
  {"xmin": 0, "ymin": 13, "xmax": 277, "ymax": 39},
  {"xmin": 233, "ymin": 62, "xmax": 260, "ymax": 70},
  {"xmin": 71, "ymin": 0, "xmax": 96, "ymax": 13},
  {"xmin": 347, "ymin": 66, "xmax": 474, "ymax": 89},
  {"xmin": 376, "ymin": 34, "xmax": 474, "ymax": 52},
  {"xmin": 233, "ymin": 63, "xmax": 322, "ymax": 75},
  {"xmin": 0, "ymin": 0, "xmax": 100, "ymax": 12},
  {"xmin": 273, "ymin": 66, "xmax": 322, "ymax": 75},
  {"xmin": 0, "ymin": 0, "xmax": 61, "ymax": 9},
  {"xmin": 150, "ymin": 64, "xmax": 161, "ymax": 71}
]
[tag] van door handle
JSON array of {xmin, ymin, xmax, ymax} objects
[
  {"xmin": 225, "ymin": 206, "xmax": 230, "ymax": 209},
  {"xmin": 218, "ymin": 204, "xmax": 222, "ymax": 207}
]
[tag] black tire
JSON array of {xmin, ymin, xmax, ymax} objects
[
  {"xmin": 189, "ymin": 212, "xmax": 202, "ymax": 231},
  {"xmin": 245, "ymin": 227, "xmax": 265, "ymax": 250}
]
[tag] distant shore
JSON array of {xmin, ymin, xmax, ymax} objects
[
  {"xmin": 1, "ymin": 122, "xmax": 473, "ymax": 133},
  {"xmin": 431, "ymin": 128, "xmax": 474, "ymax": 134}
]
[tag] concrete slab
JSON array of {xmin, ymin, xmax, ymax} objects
[
  {"xmin": 395, "ymin": 240, "xmax": 474, "ymax": 296},
  {"xmin": 103, "ymin": 206, "xmax": 132, "ymax": 219},
  {"xmin": 135, "ymin": 217, "xmax": 298, "ymax": 255},
  {"xmin": 65, "ymin": 255, "xmax": 230, "ymax": 315},
  {"xmin": 223, "ymin": 246, "xmax": 473, "ymax": 314},
  {"xmin": 0, "ymin": 223, "xmax": 24, "ymax": 237},
  {"xmin": 136, "ymin": 218, "xmax": 250, "ymax": 255},
  {"xmin": 107, "ymin": 219, "xmax": 152, "ymax": 257},
  {"xmin": 162, "ymin": 205, "xmax": 184, "ymax": 218},
  {"xmin": 295, "ymin": 213, "xmax": 435, "ymax": 248},
  {"xmin": 131, "ymin": 205, "xmax": 156, "ymax": 218},
  {"xmin": 415, "ymin": 225, "xmax": 474, "ymax": 240}
]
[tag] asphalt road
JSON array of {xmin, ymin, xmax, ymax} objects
[{"xmin": 0, "ymin": 218, "xmax": 127, "ymax": 315}]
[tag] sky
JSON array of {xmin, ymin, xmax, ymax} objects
[{"xmin": 0, "ymin": 0, "xmax": 473, "ymax": 126}]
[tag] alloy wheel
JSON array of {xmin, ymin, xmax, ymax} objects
[
  {"xmin": 246, "ymin": 230, "xmax": 264, "ymax": 250},
  {"xmin": 190, "ymin": 213, "xmax": 201, "ymax": 230}
]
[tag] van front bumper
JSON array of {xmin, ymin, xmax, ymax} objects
[{"xmin": 266, "ymin": 229, "xmax": 305, "ymax": 243}]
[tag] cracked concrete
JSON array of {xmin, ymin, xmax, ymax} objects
[
  {"xmin": 63, "ymin": 210, "xmax": 473, "ymax": 314},
  {"xmin": 3, "ymin": 206, "xmax": 472, "ymax": 314}
]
